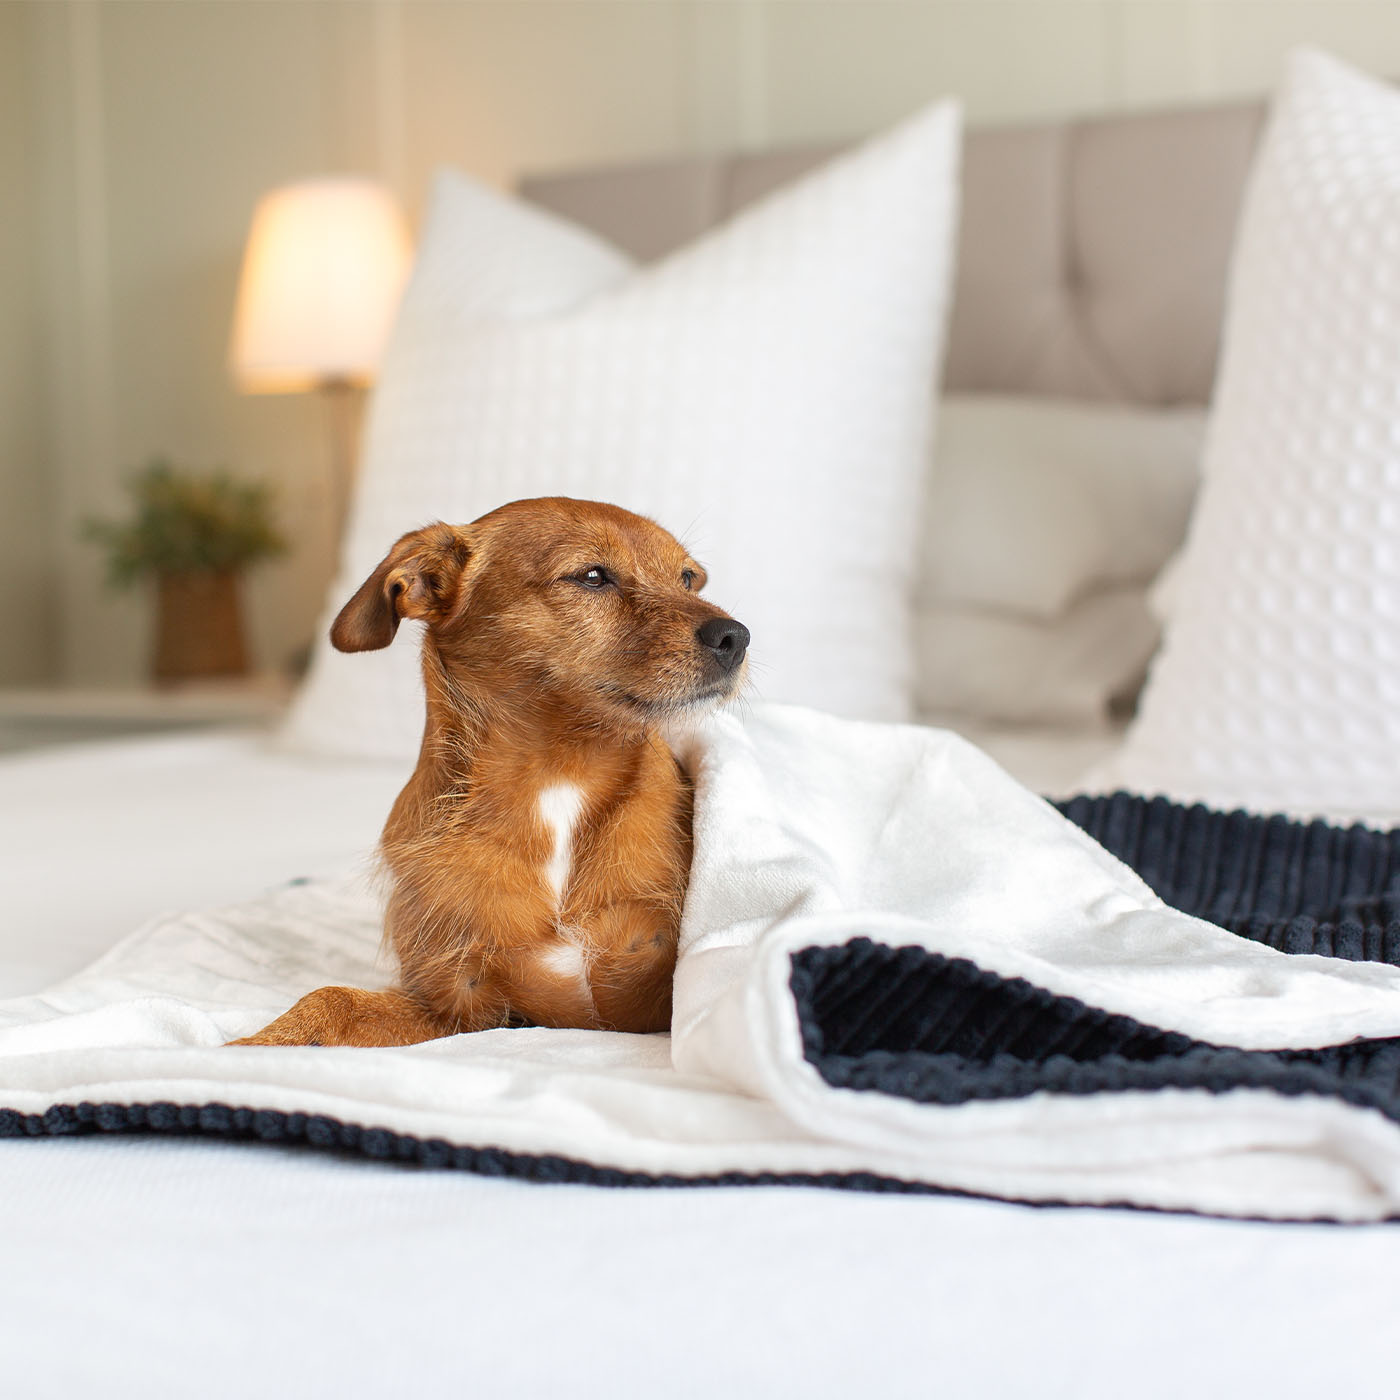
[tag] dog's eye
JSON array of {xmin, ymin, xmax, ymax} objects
[
  {"xmin": 576, "ymin": 566, "xmax": 613, "ymax": 590},
  {"xmin": 681, "ymin": 570, "xmax": 697, "ymax": 591}
]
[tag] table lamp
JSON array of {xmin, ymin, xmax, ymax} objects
[{"xmin": 230, "ymin": 176, "xmax": 411, "ymax": 543}]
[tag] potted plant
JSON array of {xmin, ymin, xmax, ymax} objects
[{"xmin": 85, "ymin": 458, "xmax": 287, "ymax": 683}]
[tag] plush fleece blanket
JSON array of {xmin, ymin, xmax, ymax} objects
[{"xmin": 6, "ymin": 704, "xmax": 1400, "ymax": 1222}]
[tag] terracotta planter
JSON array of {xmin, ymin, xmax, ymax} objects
[{"xmin": 152, "ymin": 569, "xmax": 249, "ymax": 683}]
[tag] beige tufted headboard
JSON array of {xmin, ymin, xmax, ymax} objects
[{"xmin": 521, "ymin": 99, "xmax": 1265, "ymax": 408}]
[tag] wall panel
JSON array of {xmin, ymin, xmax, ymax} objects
[
  {"xmin": 398, "ymin": 1, "xmax": 689, "ymax": 200},
  {"xmin": 764, "ymin": 1, "xmax": 1116, "ymax": 139},
  {"xmin": 0, "ymin": 4, "xmax": 53, "ymax": 684}
]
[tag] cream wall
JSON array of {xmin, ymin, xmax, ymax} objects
[
  {"xmin": 0, "ymin": 2, "xmax": 51, "ymax": 684},
  {"xmin": 6, "ymin": 0, "xmax": 1400, "ymax": 686}
]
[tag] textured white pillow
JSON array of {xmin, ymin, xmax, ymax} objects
[
  {"xmin": 282, "ymin": 102, "xmax": 961, "ymax": 759},
  {"xmin": 921, "ymin": 396, "xmax": 1204, "ymax": 619},
  {"xmin": 1095, "ymin": 51, "xmax": 1400, "ymax": 817}
]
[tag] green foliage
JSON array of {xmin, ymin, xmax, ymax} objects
[{"xmin": 84, "ymin": 458, "xmax": 287, "ymax": 587}]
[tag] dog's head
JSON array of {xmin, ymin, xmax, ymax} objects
[{"xmin": 331, "ymin": 497, "xmax": 748, "ymax": 726}]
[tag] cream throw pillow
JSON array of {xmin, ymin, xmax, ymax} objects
[
  {"xmin": 282, "ymin": 102, "xmax": 961, "ymax": 759},
  {"xmin": 1095, "ymin": 51, "xmax": 1400, "ymax": 817},
  {"xmin": 913, "ymin": 395, "xmax": 1203, "ymax": 726},
  {"xmin": 921, "ymin": 396, "xmax": 1203, "ymax": 620},
  {"xmin": 915, "ymin": 589, "xmax": 1160, "ymax": 727}
]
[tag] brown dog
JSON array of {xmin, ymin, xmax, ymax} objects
[{"xmin": 232, "ymin": 497, "xmax": 748, "ymax": 1047}]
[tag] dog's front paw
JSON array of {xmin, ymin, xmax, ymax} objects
[
  {"xmin": 223, "ymin": 986, "xmax": 359, "ymax": 1047},
  {"xmin": 224, "ymin": 985, "xmax": 458, "ymax": 1048},
  {"xmin": 224, "ymin": 1026, "xmax": 323, "ymax": 1047}
]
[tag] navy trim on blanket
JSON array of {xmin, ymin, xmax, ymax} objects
[
  {"xmin": 0, "ymin": 1098, "xmax": 1376, "ymax": 1224},
  {"xmin": 0, "ymin": 1100, "xmax": 947, "ymax": 1196},
  {"xmin": 1057, "ymin": 792, "xmax": 1400, "ymax": 964},
  {"xmin": 792, "ymin": 938, "xmax": 1400, "ymax": 1120}
]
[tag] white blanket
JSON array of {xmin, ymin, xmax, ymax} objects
[{"xmin": 5, "ymin": 704, "xmax": 1400, "ymax": 1221}]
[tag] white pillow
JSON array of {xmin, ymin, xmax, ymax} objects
[
  {"xmin": 282, "ymin": 101, "xmax": 961, "ymax": 759},
  {"xmin": 911, "ymin": 395, "xmax": 1203, "ymax": 726},
  {"xmin": 1094, "ymin": 50, "xmax": 1400, "ymax": 817},
  {"xmin": 920, "ymin": 396, "xmax": 1204, "ymax": 619},
  {"xmin": 915, "ymin": 589, "xmax": 1160, "ymax": 727}
]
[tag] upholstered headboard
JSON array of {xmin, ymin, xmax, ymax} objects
[{"xmin": 521, "ymin": 100, "xmax": 1265, "ymax": 408}]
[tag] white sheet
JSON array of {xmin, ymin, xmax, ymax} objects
[
  {"xmin": 7, "ymin": 1135, "xmax": 1399, "ymax": 1400},
  {"xmin": 0, "ymin": 730, "xmax": 406, "ymax": 998},
  {"xmin": 4, "ymin": 723, "xmax": 1398, "ymax": 1395}
]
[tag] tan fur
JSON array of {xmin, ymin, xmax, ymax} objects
[{"xmin": 230, "ymin": 497, "xmax": 747, "ymax": 1047}]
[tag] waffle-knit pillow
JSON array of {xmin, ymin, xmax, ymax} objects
[
  {"xmin": 1096, "ymin": 51, "xmax": 1400, "ymax": 818},
  {"xmin": 282, "ymin": 102, "xmax": 961, "ymax": 759}
]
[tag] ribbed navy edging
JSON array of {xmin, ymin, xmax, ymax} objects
[
  {"xmin": 793, "ymin": 939, "xmax": 1400, "ymax": 1122},
  {"xmin": 0, "ymin": 1099, "xmax": 940, "ymax": 1194},
  {"xmin": 0, "ymin": 1100, "xmax": 1374, "ymax": 1222},
  {"xmin": 1057, "ymin": 792, "xmax": 1400, "ymax": 964}
]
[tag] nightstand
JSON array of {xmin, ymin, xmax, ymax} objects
[{"xmin": 0, "ymin": 678, "xmax": 294, "ymax": 755}]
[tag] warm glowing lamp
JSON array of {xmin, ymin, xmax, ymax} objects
[{"xmin": 230, "ymin": 176, "xmax": 411, "ymax": 538}]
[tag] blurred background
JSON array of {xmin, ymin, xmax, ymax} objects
[{"xmin": 4, "ymin": 0, "xmax": 1400, "ymax": 705}]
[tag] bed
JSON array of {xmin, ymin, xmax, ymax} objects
[{"xmin": 8, "ymin": 87, "xmax": 1400, "ymax": 1398}]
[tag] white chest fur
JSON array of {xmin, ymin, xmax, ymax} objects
[
  {"xmin": 534, "ymin": 782, "xmax": 594, "ymax": 1009},
  {"xmin": 536, "ymin": 782, "xmax": 585, "ymax": 905}
]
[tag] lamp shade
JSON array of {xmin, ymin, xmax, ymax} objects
[{"xmin": 230, "ymin": 176, "xmax": 411, "ymax": 393}]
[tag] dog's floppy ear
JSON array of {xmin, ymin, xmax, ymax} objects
[{"xmin": 330, "ymin": 523, "xmax": 478, "ymax": 653}]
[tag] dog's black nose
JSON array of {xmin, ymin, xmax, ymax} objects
[{"xmin": 697, "ymin": 617, "xmax": 750, "ymax": 673}]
